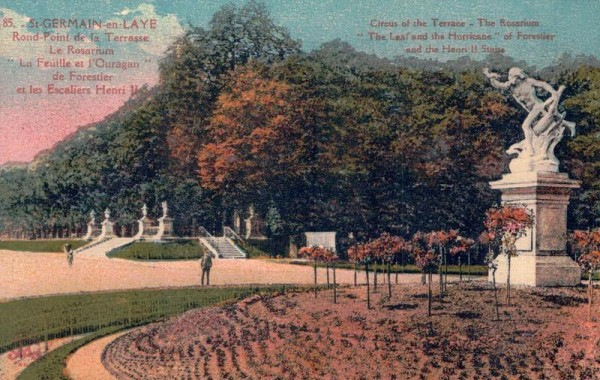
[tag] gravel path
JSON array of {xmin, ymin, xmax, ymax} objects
[
  {"xmin": 0, "ymin": 250, "xmax": 432, "ymax": 302},
  {"xmin": 65, "ymin": 332, "xmax": 130, "ymax": 380}
]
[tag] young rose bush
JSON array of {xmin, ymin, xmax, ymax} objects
[
  {"xmin": 426, "ymin": 230, "xmax": 458, "ymax": 295},
  {"xmin": 484, "ymin": 205, "xmax": 534, "ymax": 306},
  {"xmin": 299, "ymin": 246, "xmax": 337, "ymax": 298},
  {"xmin": 570, "ymin": 230, "xmax": 600, "ymax": 321},
  {"xmin": 320, "ymin": 248, "xmax": 340, "ymax": 304},
  {"xmin": 450, "ymin": 235, "xmax": 475, "ymax": 283},
  {"xmin": 348, "ymin": 242, "xmax": 375, "ymax": 308},
  {"xmin": 412, "ymin": 245, "xmax": 439, "ymax": 317},
  {"xmin": 369, "ymin": 233, "xmax": 407, "ymax": 297}
]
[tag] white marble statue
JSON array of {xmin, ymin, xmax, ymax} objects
[
  {"xmin": 161, "ymin": 201, "xmax": 168, "ymax": 218},
  {"xmin": 89, "ymin": 210, "xmax": 95, "ymax": 224},
  {"xmin": 104, "ymin": 209, "xmax": 110, "ymax": 220},
  {"xmin": 483, "ymin": 67, "xmax": 576, "ymax": 173},
  {"xmin": 142, "ymin": 204, "xmax": 148, "ymax": 218}
]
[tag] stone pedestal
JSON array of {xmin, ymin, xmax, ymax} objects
[
  {"xmin": 153, "ymin": 216, "xmax": 173, "ymax": 241},
  {"xmin": 489, "ymin": 172, "xmax": 581, "ymax": 286},
  {"xmin": 233, "ymin": 210, "xmax": 241, "ymax": 234},
  {"xmin": 288, "ymin": 239, "xmax": 298, "ymax": 259},
  {"xmin": 101, "ymin": 220, "xmax": 115, "ymax": 238},
  {"xmin": 134, "ymin": 217, "xmax": 155, "ymax": 240},
  {"xmin": 244, "ymin": 216, "xmax": 266, "ymax": 239},
  {"xmin": 83, "ymin": 221, "xmax": 100, "ymax": 241},
  {"xmin": 159, "ymin": 217, "xmax": 173, "ymax": 236}
]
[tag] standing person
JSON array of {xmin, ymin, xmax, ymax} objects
[
  {"xmin": 67, "ymin": 248, "xmax": 74, "ymax": 267},
  {"xmin": 200, "ymin": 251, "xmax": 213, "ymax": 286},
  {"xmin": 64, "ymin": 243, "xmax": 73, "ymax": 267}
]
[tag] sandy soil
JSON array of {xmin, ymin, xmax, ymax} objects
[
  {"xmin": 0, "ymin": 250, "xmax": 430, "ymax": 301},
  {"xmin": 100, "ymin": 284, "xmax": 600, "ymax": 379},
  {"xmin": 65, "ymin": 331, "xmax": 130, "ymax": 380}
]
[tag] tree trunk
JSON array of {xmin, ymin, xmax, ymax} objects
[
  {"xmin": 589, "ymin": 271, "xmax": 593, "ymax": 322},
  {"xmin": 444, "ymin": 247, "xmax": 448, "ymax": 292},
  {"xmin": 428, "ymin": 270, "xmax": 432, "ymax": 316},
  {"xmin": 326, "ymin": 264, "xmax": 330, "ymax": 289},
  {"xmin": 373, "ymin": 262, "xmax": 378, "ymax": 293},
  {"xmin": 354, "ymin": 263, "xmax": 357, "ymax": 286},
  {"xmin": 333, "ymin": 265, "xmax": 337, "ymax": 304},
  {"xmin": 439, "ymin": 246, "xmax": 444, "ymax": 298},
  {"xmin": 387, "ymin": 262, "xmax": 392, "ymax": 298},
  {"xmin": 366, "ymin": 263, "xmax": 371, "ymax": 309},
  {"xmin": 507, "ymin": 254, "xmax": 512, "ymax": 306},
  {"xmin": 313, "ymin": 260, "xmax": 317, "ymax": 299},
  {"xmin": 459, "ymin": 256, "xmax": 462, "ymax": 284},
  {"xmin": 467, "ymin": 251, "xmax": 471, "ymax": 281},
  {"xmin": 492, "ymin": 268, "xmax": 500, "ymax": 321}
]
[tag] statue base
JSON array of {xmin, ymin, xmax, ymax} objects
[
  {"xmin": 490, "ymin": 254, "xmax": 581, "ymax": 287},
  {"xmin": 489, "ymin": 171, "xmax": 581, "ymax": 286},
  {"xmin": 83, "ymin": 223, "xmax": 100, "ymax": 241},
  {"xmin": 509, "ymin": 155, "xmax": 558, "ymax": 174},
  {"xmin": 100, "ymin": 220, "xmax": 116, "ymax": 239}
]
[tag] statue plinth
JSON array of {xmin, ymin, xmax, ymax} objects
[
  {"xmin": 158, "ymin": 216, "xmax": 173, "ymax": 236},
  {"xmin": 101, "ymin": 219, "xmax": 116, "ymax": 239},
  {"xmin": 83, "ymin": 221, "xmax": 100, "ymax": 241},
  {"xmin": 489, "ymin": 171, "xmax": 581, "ymax": 286},
  {"xmin": 134, "ymin": 216, "xmax": 156, "ymax": 240}
]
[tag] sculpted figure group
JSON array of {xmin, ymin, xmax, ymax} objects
[{"xmin": 483, "ymin": 67, "xmax": 575, "ymax": 173}]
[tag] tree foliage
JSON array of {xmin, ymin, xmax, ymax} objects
[{"xmin": 1, "ymin": 2, "xmax": 599, "ymax": 252}]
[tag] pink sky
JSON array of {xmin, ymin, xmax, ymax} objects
[
  {"xmin": 0, "ymin": 76, "xmax": 157, "ymax": 165},
  {"xmin": 0, "ymin": 3, "xmax": 183, "ymax": 165}
]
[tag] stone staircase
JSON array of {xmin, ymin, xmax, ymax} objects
[
  {"xmin": 75, "ymin": 237, "xmax": 136, "ymax": 258},
  {"xmin": 211, "ymin": 237, "xmax": 246, "ymax": 259}
]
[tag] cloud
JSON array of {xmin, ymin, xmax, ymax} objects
[{"xmin": 110, "ymin": 3, "xmax": 184, "ymax": 56}]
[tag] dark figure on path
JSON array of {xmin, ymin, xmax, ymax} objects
[
  {"xmin": 201, "ymin": 252, "xmax": 213, "ymax": 286},
  {"xmin": 64, "ymin": 243, "xmax": 74, "ymax": 267}
]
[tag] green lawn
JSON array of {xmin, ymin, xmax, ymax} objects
[
  {"xmin": 108, "ymin": 239, "xmax": 203, "ymax": 260},
  {"xmin": 0, "ymin": 240, "xmax": 87, "ymax": 253},
  {"xmin": 9, "ymin": 285, "xmax": 301, "ymax": 380}
]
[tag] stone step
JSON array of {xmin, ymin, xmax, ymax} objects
[
  {"xmin": 76, "ymin": 237, "xmax": 136, "ymax": 258},
  {"xmin": 212, "ymin": 237, "xmax": 246, "ymax": 259}
]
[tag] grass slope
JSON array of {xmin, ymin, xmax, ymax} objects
[
  {"xmin": 108, "ymin": 239, "xmax": 203, "ymax": 260},
  {"xmin": 16, "ymin": 285, "xmax": 303, "ymax": 380},
  {"xmin": 0, "ymin": 240, "xmax": 86, "ymax": 252},
  {"xmin": 0, "ymin": 285, "xmax": 299, "ymax": 354}
]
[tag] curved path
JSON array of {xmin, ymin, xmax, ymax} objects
[
  {"xmin": 65, "ymin": 331, "xmax": 130, "ymax": 380},
  {"xmin": 1, "ymin": 250, "xmax": 376, "ymax": 301}
]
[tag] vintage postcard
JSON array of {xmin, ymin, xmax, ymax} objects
[{"xmin": 0, "ymin": 0, "xmax": 599, "ymax": 379}]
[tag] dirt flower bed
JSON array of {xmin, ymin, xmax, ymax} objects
[{"xmin": 102, "ymin": 284, "xmax": 600, "ymax": 379}]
